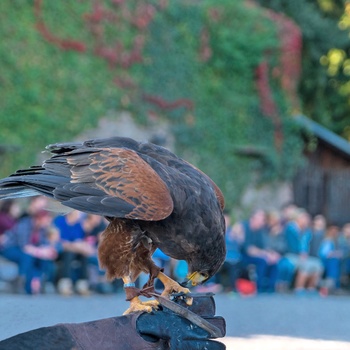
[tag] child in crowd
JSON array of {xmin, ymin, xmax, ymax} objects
[
  {"xmin": 319, "ymin": 225, "xmax": 342, "ymax": 292},
  {"xmin": 339, "ymin": 223, "xmax": 350, "ymax": 288}
]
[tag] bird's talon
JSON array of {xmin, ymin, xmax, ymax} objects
[
  {"xmin": 157, "ymin": 272, "xmax": 193, "ymax": 305},
  {"xmin": 142, "ymin": 299, "xmax": 160, "ymax": 309},
  {"xmin": 123, "ymin": 297, "xmax": 159, "ymax": 315},
  {"xmin": 162, "ymin": 286, "xmax": 192, "ymax": 305},
  {"xmin": 170, "ymin": 291, "xmax": 193, "ymax": 305},
  {"xmin": 185, "ymin": 296, "xmax": 193, "ymax": 306}
]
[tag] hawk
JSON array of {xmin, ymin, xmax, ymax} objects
[{"xmin": 0, "ymin": 137, "xmax": 226, "ymax": 313}]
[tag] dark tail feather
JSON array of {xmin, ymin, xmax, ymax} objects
[
  {"xmin": 0, "ymin": 186, "xmax": 40, "ymax": 200},
  {"xmin": 0, "ymin": 174, "xmax": 67, "ymax": 200}
]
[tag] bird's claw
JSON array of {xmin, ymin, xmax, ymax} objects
[
  {"xmin": 162, "ymin": 286, "xmax": 192, "ymax": 306},
  {"xmin": 171, "ymin": 291, "xmax": 193, "ymax": 306},
  {"xmin": 123, "ymin": 298, "xmax": 160, "ymax": 315},
  {"xmin": 169, "ymin": 291, "xmax": 190, "ymax": 301},
  {"xmin": 156, "ymin": 271, "xmax": 193, "ymax": 305}
]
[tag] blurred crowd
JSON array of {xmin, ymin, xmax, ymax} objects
[
  {"xmin": 0, "ymin": 197, "xmax": 113, "ymax": 295},
  {"xmin": 0, "ymin": 197, "xmax": 350, "ymax": 297},
  {"xmin": 210, "ymin": 204, "xmax": 350, "ymax": 296}
]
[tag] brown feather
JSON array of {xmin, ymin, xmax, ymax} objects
[
  {"xmin": 184, "ymin": 160, "xmax": 225, "ymax": 210},
  {"xmin": 98, "ymin": 219, "xmax": 156, "ymax": 281},
  {"xmin": 69, "ymin": 148, "xmax": 174, "ymax": 221}
]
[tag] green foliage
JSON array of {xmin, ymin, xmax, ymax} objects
[
  {"xmin": 0, "ymin": 0, "xmax": 305, "ymax": 209},
  {"xmin": 256, "ymin": 0, "xmax": 350, "ymax": 137},
  {"xmin": 140, "ymin": 0, "xmax": 303, "ymax": 207},
  {"xmin": 0, "ymin": 1, "xmax": 121, "ymax": 174}
]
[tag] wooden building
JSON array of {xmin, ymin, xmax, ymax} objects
[{"xmin": 293, "ymin": 115, "xmax": 350, "ymax": 225}]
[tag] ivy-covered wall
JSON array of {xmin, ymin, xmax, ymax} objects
[
  {"xmin": 0, "ymin": 0, "xmax": 304, "ymax": 209},
  {"xmin": 140, "ymin": 1, "xmax": 304, "ymax": 207},
  {"xmin": 0, "ymin": 1, "xmax": 122, "ymax": 174}
]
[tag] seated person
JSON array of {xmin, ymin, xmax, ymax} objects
[
  {"xmin": 339, "ymin": 223, "xmax": 350, "ymax": 288},
  {"xmin": 241, "ymin": 209, "xmax": 278, "ymax": 293},
  {"xmin": 1, "ymin": 210, "xmax": 60, "ymax": 294},
  {"xmin": 82, "ymin": 214, "xmax": 113, "ymax": 293},
  {"xmin": 54, "ymin": 210, "xmax": 95, "ymax": 295},
  {"xmin": 265, "ymin": 210, "xmax": 293, "ymax": 292},
  {"xmin": 284, "ymin": 209, "xmax": 324, "ymax": 294},
  {"xmin": 0, "ymin": 199, "xmax": 20, "ymax": 237},
  {"xmin": 319, "ymin": 225, "xmax": 342, "ymax": 292},
  {"xmin": 216, "ymin": 214, "xmax": 245, "ymax": 292}
]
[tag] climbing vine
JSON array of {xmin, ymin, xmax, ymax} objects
[{"xmin": 0, "ymin": 0, "xmax": 304, "ymax": 208}]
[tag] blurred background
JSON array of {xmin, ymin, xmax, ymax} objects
[{"xmin": 1, "ymin": 1, "xmax": 350, "ymax": 348}]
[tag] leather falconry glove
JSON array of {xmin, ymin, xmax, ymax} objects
[{"xmin": 0, "ymin": 294, "xmax": 226, "ymax": 350}]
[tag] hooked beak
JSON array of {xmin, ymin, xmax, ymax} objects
[{"xmin": 182, "ymin": 271, "xmax": 208, "ymax": 287}]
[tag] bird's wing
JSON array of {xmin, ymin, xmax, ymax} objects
[
  {"xmin": 202, "ymin": 173, "xmax": 225, "ymax": 210},
  {"xmin": 184, "ymin": 161, "xmax": 225, "ymax": 210},
  {"xmin": 47, "ymin": 136, "xmax": 139, "ymax": 154},
  {"xmin": 52, "ymin": 148, "xmax": 174, "ymax": 221}
]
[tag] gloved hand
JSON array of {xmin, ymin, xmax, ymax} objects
[
  {"xmin": 137, "ymin": 305, "xmax": 226, "ymax": 350},
  {"xmin": 0, "ymin": 294, "xmax": 226, "ymax": 350}
]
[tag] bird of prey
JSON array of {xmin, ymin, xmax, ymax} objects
[{"xmin": 0, "ymin": 137, "xmax": 226, "ymax": 313}]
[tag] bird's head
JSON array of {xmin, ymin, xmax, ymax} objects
[
  {"xmin": 183, "ymin": 270, "xmax": 209, "ymax": 286},
  {"xmin": 178, "ymin": 202, "xmax": 226, "ymax": 287},
  {"xmin": 183, "ymin": 251, "xmax": 225, "ymax": 287}
]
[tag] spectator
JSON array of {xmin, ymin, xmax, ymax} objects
[
  {"xmin": 241, "ymin": 209, "xmax": 278, "ymax": 293},
  {"xmin": 319, "ymin": 225, "xmax": 342, "ymax": 292},
  {"xmin": 265, "ymin": 211, "xmax": 286, "ymax": 254},
  {"xmin": 1, "ymin": 210, "xmax": 60, "ymax": 294},
  {"xmin": 21, "ymin": 196, "xmax": 48, "ymax": 219},
  {"xmin": 339, "ymin": 223, "xmax": 350, "ymax": 288},
  {"xmin": 0, "ymin": 199, "xmax": 20, "ymax": 236},
  {"xmin": 280, "ymin": 203, "xmax": 298, "ymax": 228},
  {"xmin": 54, "ymin": 211, "xmax": 94, "ymax": 296},
  {"xmin": 83, "ymin": 213, "xmax": 107, "ymax": 265},
  {"xmin": 82, "ymin": 214, "xmax": 112, "ymax": 293},
  {"xmin": 265, "ymin": 211, "xmax": 293, "ymax": 292},
  {"xmin": 173, "ymin": 259, "xmax": 188, "ymax": 282},
  {"xmin": 284, "ymin": 209, "xmax": 324, "ymax": 295},
  {"xmin": 216, "ymin": 214, "xmax": 245, "ymax": 292},
  {"xmin": 152, "ymin": 248, "xmax": 173, "ymax": 290},
  {"xmin": 311, "ymin": 215, "xmax": 326, "ymax": 256}
]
